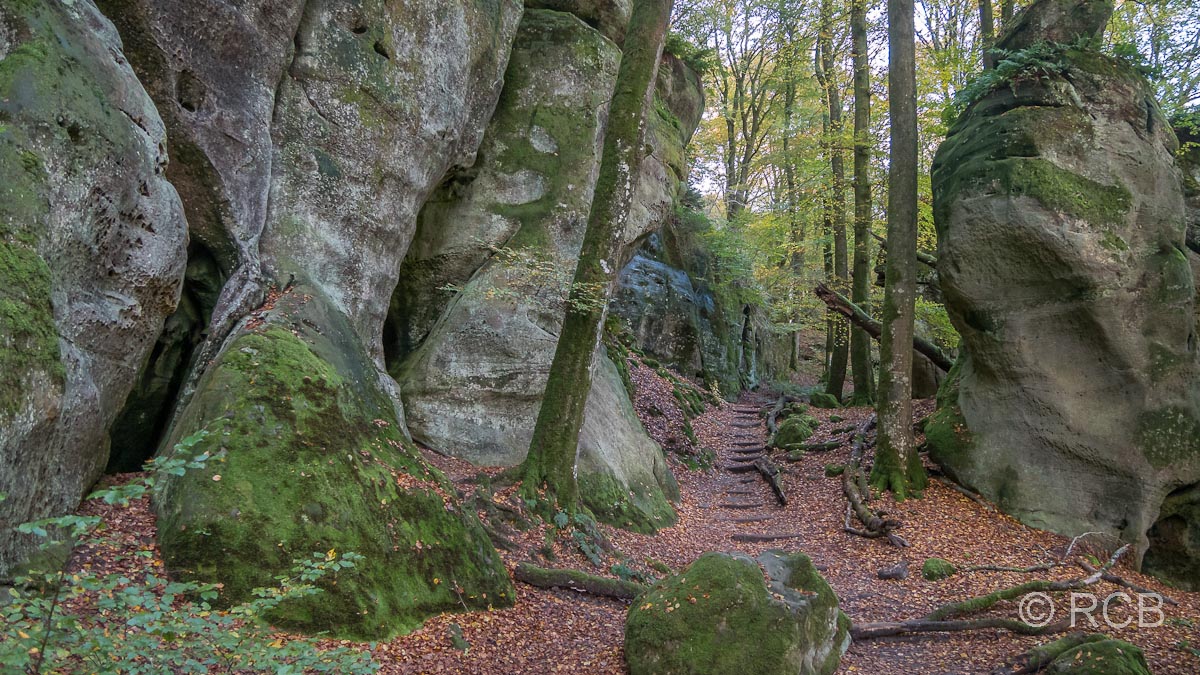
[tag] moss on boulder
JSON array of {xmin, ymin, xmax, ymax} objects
[
  {"xmin": 921, "ymin": 557, "xmax": 957, "ymax": 581},
  {"xmin": 774, "ymin": 417, "xmax": 816, "ymax": 449},
  {"xmin": 156, "ymin": 288, "xmax": 512, "ymax": 639},
  {"xmin": 809, "ymin": 392, "xmax": 841, "ymax": 409},
  {"xmin": 625, "ymin": 551, "xmax": 848, "ymax": 675},
  {"xmin": 1044, "ymin": 638, "xmax": 1152, "ymax": 674}
]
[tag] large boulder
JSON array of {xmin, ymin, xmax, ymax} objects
[
  {"xmin": 927, "ymin": 0, "xmax": 1200, "ymax": 586},
  {"xmin": 393, "ymin": 10, "xmax": 697, "ymax": 531},
  {"xmin": 625, "ymin": 551, "xmax": 849, "ymax": 675},
  {"xmin": 155, "ymin": 287, "xmax": 513, "ymax": 639},
  {"xmin": 0, "ymin": 0, "xmax": 188, "ymax": 576}
]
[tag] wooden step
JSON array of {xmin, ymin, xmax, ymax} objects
[
  {"xmin": 732, "ymin": 515, "xmax": 773, "ymax": 523},
  {"xmin": 731, "ymin": 532, "xmax": 804, "ymax": 543},
  {"xmin": 719, "ymin": 501, "xmax": 765, "ymax": 509},
  {"xmin": 725, "ymin": 490, "xmax": 755, "ymax": 496},
  {"xmin": 732, "ymin": 440, "xmax": 760, "ymax": 447},
  {"xmin": 724, "ymin": 463, "xmax": 758, "ymax": 473},
  {"xmin": 731, "ymin": 422, "xmax": 759, "ymax": 429}
]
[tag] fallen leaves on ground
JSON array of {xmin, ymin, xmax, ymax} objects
[{"xmin": 58, "ymin": 364, "xmax": 1200, "ymax": 675}]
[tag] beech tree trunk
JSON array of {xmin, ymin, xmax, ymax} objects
[
  {"xmin": 849, "ymin": 0, "xmax": 875, "ymax": 404},
  {"xmin": 521, "ymin": 0, "xmax": 673, "ymax": 509},
  {"xmin": 872, "ymin": 0, "xmax": 926, "ymax": 499},
  {"xmin": 816, "ymin": 0, "xmax": 849, "ymax": 402}
]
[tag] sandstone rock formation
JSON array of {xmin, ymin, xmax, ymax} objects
[
  {"xmin": 0, "ymin": 0, "xmax": 715, "ymax": 635},
  {"xmin": 624, "ymin": 550, "xmax": 850, "ymax": 675},
  {"xmin": 0, "ymin": 0, "xmax": 188, "ymax": 576},
  {"xmin": 927, "ymin": 0, "xmax": 1200, "ymax": 587},
  {"xmin": 392, "ymin": 10, "xmax": 703, "ymax": 531}
]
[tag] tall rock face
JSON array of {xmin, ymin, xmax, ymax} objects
[
  {"xmin": 0, "ymin": 0, "xmax": 188, "ymax": 576},
  {"xmin": 927, "ymin": 0, "xmax": 1200, "ymax": 587},
  {"xmin": 611, "ymin": 224, "xmax": 784, "ymax": 397},
  {"xmin": 91, "ymin": 0, "xmax": 525, "ymax": 635},
  {"xmin": 391, "ymin": 11, "xmax": 701, "ymax": 532},
  {"xmin": 260, "ymin": 0, "xmax": 523, "ymax": 362}
]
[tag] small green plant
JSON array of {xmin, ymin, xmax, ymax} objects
[
  {"xmin": 611, "ymin": 563, "xmax": 655, "ymax": 585},
  {"xmin": 1, "ymin": 431, "xmax": 378, "ymax": 675}
]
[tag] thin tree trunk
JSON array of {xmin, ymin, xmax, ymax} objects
[
  {"xmin": 979, "ymin": 0, "xmax": 996, "ymax": 68},
  {"xmin": 1000, "ymin": 0, "xmax": 1014, "ymax": 27},
  {"xmin": 872, "ymin": 0, "xmax": 925, "ymax": 499},
  {"xmin": 849, "ymin": 0, "xmax": 875, "ymax": 405},
  {"xmin": 817, "ymin": 0, "xmax": 849, "ymax": 401},
  {"xmin": 522, "ymin": 0, "xmax": 673, "ymax": 509}
]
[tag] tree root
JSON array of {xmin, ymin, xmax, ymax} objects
[
  {"xmin": 841, "ymin": 415, "xmax": 907, "ymax": 547},
  {"xmin": 852, "ymin": 546, "xmax": 1132, "ymax": 640}
]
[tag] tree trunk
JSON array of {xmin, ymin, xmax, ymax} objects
[
  {"xmin": 872, "ymin": 0, "xmax": 925, "ymax": 499},
  {"xmin": 817, "ymin": 0, "xmax": 849, "ymax": 402},
  {"xmin": 521, "ymin": 0, "xmax": 673, "ymax": 509},
  {"xmin": 849, "ymin": 0, "xmax": 875, "ymax": 405},
  {"xmin": 1000, "ymin": 0, "xmax": 1014, "ymax": 27},
  {"xmin": 813, "ymin": 283, "xmax": 953, "ymax": 372},
  {"xmin": 979, "ymin": 0, "xmax": 996, "ymax": 68}
]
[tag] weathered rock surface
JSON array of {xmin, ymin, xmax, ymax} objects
[
  {"xmin": 92, "ymin": 0, "xmax": 527, "ymax": 635},
  {"xmin": 927, "ymin": 0, "xmax": 1200, "ymax": 586},
  {"xmin": 0, "ymin": 0, "xmax": 188, "ymax": 576},
  {"xmin": 156, "ymin": 287, "xmax": 513, "ymax": 639},
  {"xmin": 393, "ymin": 11, "xmax": 699, "ymax": 531},
  {"xmin": 525, "ymin": 0, "xmax": 631, "ymax": 44},
  {"xmin": 624, "ymin": 550, "xmax": 849, "ymax": 675},
  {"xmin": 610, "ymin": 215, "xmax": 785, "ymax": 396},
  {"xmin": 260, "ymin": 0, "xmax": 522, "ymax": 363}
]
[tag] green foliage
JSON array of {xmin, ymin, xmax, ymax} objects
[
  {"xmin": 0, "ymin": 432, "xmax": 378, "ymax": 675},
  {"xmin": 915, "ymin": 298, "xmax": 960, "ymax": 351},
  {"xmin": 942, "ymin": 41, "xmax": 1078, "ymax": 126},
  {"xmin": 664, "ymin": 31, "xmax": 716, "ymax": 74}
]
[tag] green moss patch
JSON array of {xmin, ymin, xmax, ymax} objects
[
  {"xmin": 579, "ymin": 471, "xmax": 677, "ymax": 534},
  {"xmin": 921, "ymin": 557, "xmax": 957, "ymax": 581},
  {"xmin": 625, "ymin": 551, "xmax": 846, "ymax": 675},
  {"xmin": 156, "ymin": 291, "xmax": 512, "ymax": 639}
]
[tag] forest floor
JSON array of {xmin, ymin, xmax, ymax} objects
[{"xmin": 72, "ymin": 358, "xmax": 1200, "ymax": 674}]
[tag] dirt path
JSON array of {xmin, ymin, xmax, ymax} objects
[{"xmin": 63, "ymin": 377, "xmax": 1200, "ymax": 674}]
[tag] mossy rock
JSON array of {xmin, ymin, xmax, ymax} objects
[
  {"xmin": 625, "ymin": 550, "xmax": 848, "ymax": 675},
  {"xmin": 808, "ymin": 392, "xmax": 841, "ymax": 409},
  {"xmin": 579, "ymin": 470, "xmax": 677, "ymax": 535},
  {"xmin": 156, "ymin": 289, "xmax": 512, "ymax": 639},
  {"xmin": 824, "ymin": 464, "xmax": 845, "ymax": 477},
  {"xmin": 1045, "ymin": 638, "xmax": 1152, "ymax": 675},
  {"xmin": 774, "ymin": 417, "xmax": 816, "ymax": 448},
  {"xmin": 921, "ymin": 557, "xmax": 957, "ymax": 581}
]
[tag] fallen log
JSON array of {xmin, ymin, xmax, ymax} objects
[
  {"xmin": 814, "ymin": 283, "xmax": 953, "ymax": 372},
  {"xmin": 852, "ymin": 546, "xmax": 1132, "ymax": 640},
  {"xmin": 513, "ymin": 563, "xmax": 645, "ymax": 600},
  {"xmin": 872, "ymin": 232, "xmax": 938, "ymax": 268},
  {"xmin": 753, "ymin": 457, "xmax": 787, "ymax": 506}
]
